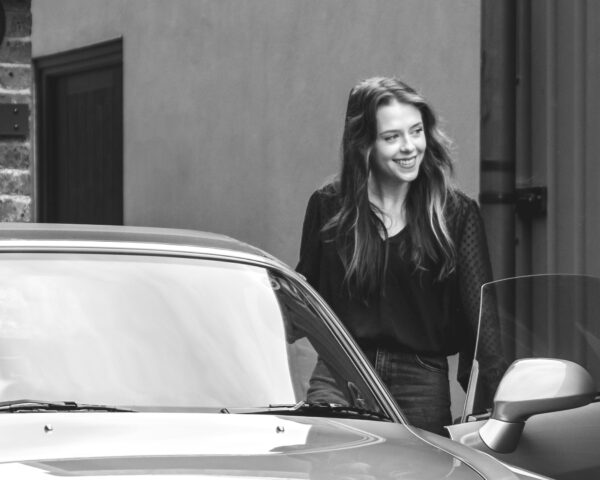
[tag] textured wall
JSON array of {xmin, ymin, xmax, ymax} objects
[{"xmin": 0, "ymin": 0, "xmax": 31, "ymax": 221}]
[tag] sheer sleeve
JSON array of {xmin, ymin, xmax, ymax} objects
[
  {"xmin": 457, "ymin": 198, "xmax": 493, "ymax": 345},
  {"xmin": 296, "ymin": 190, "xmax": 324, "ymax": 290},
  {"xmin": 456, "ymin": 198, "xmax": 507, "ymax": 398}
]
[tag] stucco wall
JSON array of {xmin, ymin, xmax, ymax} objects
[{"xmin": 32, "ymin": 0, "xmax": 480, "ymax": 267}]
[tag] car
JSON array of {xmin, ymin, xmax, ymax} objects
[
  {"xmin": 0, "ymin": 223, "xmax": 594, "ymax": 480},
  {"xmin": 447, "ymin": 273, "xmax": 600, "ymax": 479}
]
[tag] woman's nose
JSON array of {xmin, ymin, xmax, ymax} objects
[{"xmin": 399, "ymin": 137, "xmax": 415, "ymax": 153}]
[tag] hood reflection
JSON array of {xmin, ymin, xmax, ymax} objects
[{"xmin": 11, "ymin": 418, "xmax": 469, "ymax": 480}]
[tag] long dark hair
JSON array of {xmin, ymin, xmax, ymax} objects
[{"xmin": 324, "ymin": 77, "xmax": 456, "ymax": 299}]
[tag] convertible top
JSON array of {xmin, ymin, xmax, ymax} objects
[{"xmin": 0, "ymin": 222, "xmax": 279, "ymax": 265}]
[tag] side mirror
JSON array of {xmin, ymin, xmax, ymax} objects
[{"xmin": 479, "ymin": 358, "xmax": 596, "ymax": 453}]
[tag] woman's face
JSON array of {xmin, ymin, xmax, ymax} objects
[{"xmin": 370, "ymin": 99, "xmax": 426, "ymax": 186}]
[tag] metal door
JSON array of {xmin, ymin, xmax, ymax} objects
[{"xmin": 515, "ymin": 0, "xmax": 600, "ymax": 276}]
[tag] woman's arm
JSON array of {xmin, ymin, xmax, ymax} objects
[
  {"xmin": 456, "ymin": 197, "xmax": 507, "ymax": 401},
  {"xmin": 296, "ymin": 190, "xmax": 324, "ymax": 290}
]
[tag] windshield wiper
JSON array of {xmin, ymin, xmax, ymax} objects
[
  {"xmin": 247, "ymin": 401, "xmax": 391, "ymax": 421},
  {"xmin": 0, "ymin": 399, "xmax": 136, "ymax": 413}
]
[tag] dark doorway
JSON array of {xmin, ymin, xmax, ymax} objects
[{"xmin": 35, "ymin": 39, "xmax": 123, "ymax": 225}]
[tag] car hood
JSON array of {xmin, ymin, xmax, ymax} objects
[{"xmin": 0, "ymin": 412, "xmax": 485, "ymax": 479}]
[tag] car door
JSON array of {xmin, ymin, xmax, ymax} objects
[{"xmin": 446, "ymin": 274, "xmax": 600, "ymax": 480}]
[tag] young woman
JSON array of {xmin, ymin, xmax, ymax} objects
[{"xmin": 296, "ymin": 77, "xmax": 505, "ymax": 436}]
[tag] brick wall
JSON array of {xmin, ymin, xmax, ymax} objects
[{"xmin": 0, "ymin": 0, "xmax": 31, "ymax": 222}]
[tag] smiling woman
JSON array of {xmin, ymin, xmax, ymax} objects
[
  {"xmin": 371, "ymin": 100, "xmax": 427, "ymax": 192},
  {"xmin": 296, "ymin": 76, "xmax": 506, "ymax": 436}
]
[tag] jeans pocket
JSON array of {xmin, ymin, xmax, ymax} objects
[{"xmin": 414, "ymin": 353, "xmax": 448, "ymax": 374}]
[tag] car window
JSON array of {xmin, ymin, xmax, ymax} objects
[
  {"xmin": 464, "ymin": 274, "xmax": 600, "ymax": 418},
  {"xmin": 0, "ymin": 253, "xmax": 385, "ymax": 416}
]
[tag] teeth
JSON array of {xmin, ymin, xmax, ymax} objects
[{"xmin": 396, "ymin": 157, "xmax": 415, "ymax": 167}]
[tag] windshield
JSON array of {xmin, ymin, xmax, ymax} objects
[
  {"xmin": 465, "ymin": 274, "xmax": 600, "ymax": 418},
  {"xmin": 0, "ymin": 253, "xmax": 385, "ymax": 416}
]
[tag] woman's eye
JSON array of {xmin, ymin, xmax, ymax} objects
[
  {"xmin": 411, "ymin": 128, "xmax": 423, "ymax": 137},
  {"xmin": 383, "ymin": 135, "xmax": 399, "ymax": 143}
]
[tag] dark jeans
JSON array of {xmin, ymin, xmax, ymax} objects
[{"xmin": 363, "ymin": 348, "xmax": 452, "ymax": 437}]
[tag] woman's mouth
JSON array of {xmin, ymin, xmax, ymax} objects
[{"xmin": 393, "ymin": 156, "xmax": 417, "ymax": 168}]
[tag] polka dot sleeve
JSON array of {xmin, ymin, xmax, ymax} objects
[{"xmin": 456, "ymin": 197, "xmax": 507, "ymax": 401}]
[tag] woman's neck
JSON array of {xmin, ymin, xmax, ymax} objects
[{"xmin": 368, "ymin": 177, "xmax": 410, "ymax": 237}]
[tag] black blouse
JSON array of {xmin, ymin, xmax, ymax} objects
[{"xmin": 296, "ymin": 184, "xmax": 499, "ymax": 388}]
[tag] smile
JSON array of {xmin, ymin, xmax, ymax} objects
[{"xmin": 393, "ymin": 156, "xmax": 417, "ymax": 168}]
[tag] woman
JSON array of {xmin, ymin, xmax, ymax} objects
[{"xmin": 296, "ymin": 77, "xmax": 504, "ymax": 436}]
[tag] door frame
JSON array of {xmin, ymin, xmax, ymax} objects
[{"xmin": 34, "ymin": 38, "xmax": 123, "ymax": 222}]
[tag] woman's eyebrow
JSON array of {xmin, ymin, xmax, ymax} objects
[{"xmin": 379, "ymin": 122, "xmax": 423, "ymax": 135}]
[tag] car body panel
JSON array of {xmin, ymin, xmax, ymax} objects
[
  {"xmin": 448, "ymin": 274, "xmax": 600, "ymax": 480},
  {"xmin": 0, "ymin": 412, "xmax": 483, "ymax": 480},
  {"xmin": 448, "ymin": 401, "xmax": 600, "ymax": 480}
]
